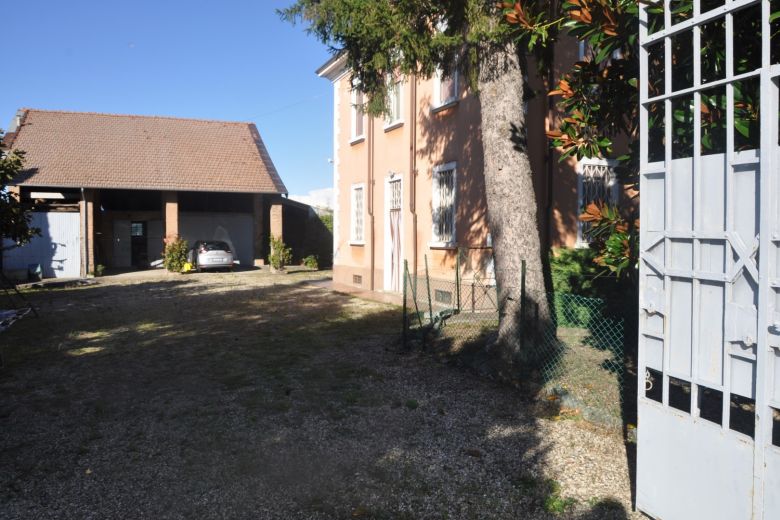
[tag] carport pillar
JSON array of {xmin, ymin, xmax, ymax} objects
[
  {"xmin": 163, "ymin": 191, "xmax": 179, "ymax": 244},
  {"xmin": 79, "ymin": 189, "xmax": 95, "ymax": 277},
  {"xmin": 270, "ymin": 200, "xmax": 283, "ymax": 244},
  {"xmin": 253, "ymin": 194, "xmax": 266, "ymax": 266}
]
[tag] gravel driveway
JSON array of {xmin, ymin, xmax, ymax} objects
[{"xmin": 0, "ymin": 269, "xmax": 640, "ymax": 519}]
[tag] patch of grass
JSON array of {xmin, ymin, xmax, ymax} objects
[
  {"xmin": 513, "ymin": 475, "xmax": 577, "ymax": 515},
  {"xmin": 542, "ymin": 479, "xmax": 577, "ymax": 514},
  {"xmin": 405, "ymin": 399, "xmax": 419, "ymax": 410}
]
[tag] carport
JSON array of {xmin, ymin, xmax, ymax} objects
[{"xmin": 3, "ymin": 109, "xmax": 291, "ymax": 277}]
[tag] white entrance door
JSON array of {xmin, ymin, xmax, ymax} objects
[{"xmin": 385, "ymin": 178, "xmax": 403, "ymax": 292}]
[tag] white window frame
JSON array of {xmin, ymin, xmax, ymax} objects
[
  {"xmin": 384, "ymin": 75, "xmax": 404, "ymax": 131},
  {"xmin": 432, "ymin": 63, "xmax": 459, "ymax": 110},
  {"xmin": 575, "ymin": 157, "xmax": 619, "ymax": 247},
  {"xmin": 350, "ymin": 183, "xmax": 366, "ymax": 245},
  {"xmin": 350, "ymin": 87, "xmax": 365, "ymax": 144},
  {"xmin": 430, "ymin": 162, "xmax": 457, "ymax": 248}
]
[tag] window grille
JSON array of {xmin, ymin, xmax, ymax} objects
[
  {"xmin": 389, "ymin": 179, "xmax": 402, "ymax": 210},
  {"xmin": 432, "ymin": 164, "xmax": 456, "ymax": 244},
  {"xmin": 577, "ymin": 159, "xmax": 618, "ymax": 245},
  {"xmin": 351, "ymin": 185, "xmax": 364, "ymax": 242}
]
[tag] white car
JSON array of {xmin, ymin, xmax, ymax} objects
[{"xmin": 188, "ymin": 241, "xmax": 234, "ymax": 272}]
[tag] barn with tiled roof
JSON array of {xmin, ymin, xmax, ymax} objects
[{"xmin": 3, "ymin": 109, "xmax": 327, "ymax": 278}]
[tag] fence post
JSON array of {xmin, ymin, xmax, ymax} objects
[
  {"xmin": 425, "ymin": 254, "xmax": 433, "ymax": 325},
  {"xmin": 402, "ymin": 260, "xmax": 408, "ymax": 349},
  {"xmin": 456, "ymin": 249, "xmax": 461, "ymax": 312}
]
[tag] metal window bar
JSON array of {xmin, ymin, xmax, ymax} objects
[
  {"xmin": 578, "ymin": 160, "xmax": 618, "ymax": 243},
  {"xmin": 354, "ymin": 187, "xmax": 364, "ymax": 242},
  {"xmin": 390, "ymin": 179, "xmax": 402, "ymax": 210},
  {"xmin": 435, "ymin": 169, "xmax": 455, "ymax": 243}
]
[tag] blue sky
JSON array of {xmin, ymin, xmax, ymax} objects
[{"xmin": 1, "ymin": 0, "xmax": 333, "ymax": 197}]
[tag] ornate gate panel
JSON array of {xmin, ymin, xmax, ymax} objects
[{"xmin": 638, "ymin": 0, "xmax": 779, "ymax": 517}]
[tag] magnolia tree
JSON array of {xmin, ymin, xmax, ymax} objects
[
  {"xmin": 282, "ymin": 0, "xmax": 552, "ymax": 368},
  {"xmin": 501, "ymin": 0, "xmax": 776, "ymax": 278},
  {"xmin": 1, "ymin": 131, "xmax": 37, "ymax": 250}
]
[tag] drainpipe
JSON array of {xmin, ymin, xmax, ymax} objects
[
  {"xmin": 81, "ymin": 187, "xmax": 88, "ymax": 278},
  {"xmin": 368, "ymin": 110, "xmax": 375, "ymax": 291},
  {"xmin": 409, "ymin": 74, "xmax": 418, "ymax": 279}
]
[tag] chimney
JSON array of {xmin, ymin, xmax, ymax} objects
[{"xmin": 8, "ymin": 109, "xmax": 25, "ymax": 133}]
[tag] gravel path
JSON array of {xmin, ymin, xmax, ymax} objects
[{"xmin": 0, "ymin": 269, "xmax": 641, "ymax": 519}]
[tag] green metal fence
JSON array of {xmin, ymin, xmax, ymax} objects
[{"xmin": 402, "ymin": 258, "xmax": 634, "ymax": 429}]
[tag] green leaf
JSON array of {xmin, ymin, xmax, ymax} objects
[{"xmin": 734, "ymin": 118, "xmax": 750, "ymax": 138}]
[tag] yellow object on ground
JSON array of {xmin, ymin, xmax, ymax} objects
[{"xmin": 182, "ymin": 262, "xmax": 193, "ymax": 273}]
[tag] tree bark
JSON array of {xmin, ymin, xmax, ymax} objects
[{"xmin": 477, "ymin": 42, "xmax": 551, "ymax": 369}]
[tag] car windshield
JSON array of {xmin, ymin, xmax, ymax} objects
[{"xmin": 201, "ymin": 241, "xmax": 230, "ymax": 252}]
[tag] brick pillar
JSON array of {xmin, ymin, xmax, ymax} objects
[
  {"xmin": 270, "ymin": 201, "xmax": 283, "ymax": 242},
  {"xmin": 163, "ymin": 191, "xmax": 179, "ymax": 243},
  {"xmin": 80, "ymin": 189, "xmax": 95, "ymax": 276},
  {"xmin": 253, "ymin": 194, "xmax": 266, "ymax": 266}
]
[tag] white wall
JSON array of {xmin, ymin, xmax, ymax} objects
[{"xmin": 178, "ymin": 212, "xmax": 254, "ymax": 266}]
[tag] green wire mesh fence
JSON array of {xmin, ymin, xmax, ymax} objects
[{"xmin": 402, "ymin": 258, "xmax": 634, "ymax": 429}]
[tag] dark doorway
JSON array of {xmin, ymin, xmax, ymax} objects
[{"xmin": 130, "ymin": 221, "xmax": 148, "ymax": 267}]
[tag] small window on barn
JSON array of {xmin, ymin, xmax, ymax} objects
[
  {"xmin": 130, "ymin": 222, "xmax": 145, "ymax": 237},
  {"xmin": 351, "ymin": 184, "xmax": 365, "ymax": 244},
  {"xmin": 431, "ymin": 162, "xmax": 457, "ymax": 246},
  {"xmin": 577, "ymin": 158, "xmax": 619, "ymax": 247}
]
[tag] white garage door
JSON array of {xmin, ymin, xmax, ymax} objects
[
  {"xmin": 179, "ymin": 212, "xmax": 253, "ymax": 267},
  {"xmin": 3, "ymin": 211, "xmax": 81, "ymax": 279}
]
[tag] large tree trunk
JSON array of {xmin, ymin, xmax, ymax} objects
[{"xmin": 477, "ymin": 42, "xmax": 551, "ymax": 370}]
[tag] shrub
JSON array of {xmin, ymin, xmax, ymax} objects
[
  {"xmin": 302, "ymin": 255, "xmax": 319, "ymax": 270},
  {"xmin": 319, "ymin": 212, "xmax": 333, "ymax": 233},
  {"xmin": 549, "ymin": 247, "xmax": 635, "ymax": 324},
  {"xmin": 94, "ymin": 264, "xmax": 105, "ymax": 277},
  {"xmin": 163, "ymin": 237, "xmax": 189, "ymax": 272},
  {"xmin": 269, "ymin": 235, "xmax": 292, "ymax": 271}
]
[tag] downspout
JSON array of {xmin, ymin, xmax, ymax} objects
[
  {"xmin": 81, "ymin": 187, "xmax": 88, "ymax": 277},
  {"xmin": 368, "ymin": 110, "xmax": 375, "ymax": 290},
  {"xmin": 409, "ymin": 74, "xmax": 418, "ymax": 279}
]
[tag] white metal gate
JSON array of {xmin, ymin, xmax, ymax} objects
[
  {"xmin": 638, "ymin": 0, "xmax": 779, "ymax": 518},
  {"xmin": 3, "ymin": 211, "xmax": 81, "ymax": 278}
]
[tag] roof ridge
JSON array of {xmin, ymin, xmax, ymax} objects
[{"xmin": 20, "ymin": 108, "xmax": 253, "ymax": 126}]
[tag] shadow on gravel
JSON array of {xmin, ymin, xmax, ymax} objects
[{"xmin": 1, "ymin": 277, "xmax": 632, "ymax": 519}]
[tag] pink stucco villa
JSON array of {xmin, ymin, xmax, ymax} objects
[{"xmin": 317, "ymin": 52, "xmax": 622, "ymax": 295}]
